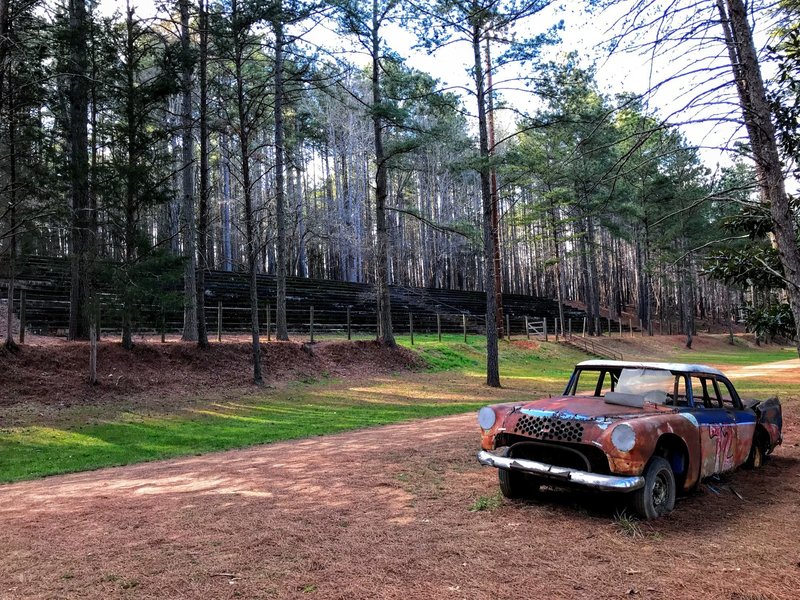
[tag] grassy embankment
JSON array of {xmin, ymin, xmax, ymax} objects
[{"xmin": 1, "ymin": 334, "xmax": 796, "ymax": 482}]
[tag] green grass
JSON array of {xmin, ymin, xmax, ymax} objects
[
  {"xmin": 675, "ymin": 343, "xmax": 796, "ymax": 366},
  {"xmin": 0, "ymin": 390, "xmax": 486, "ymax": 483},
  {"xmin": 469, "ymin": 491, "xmax": 503, "ymax": 512},
  {"xmin": 398, "ymin": 333, "xmax": 585, "ymax": 383},
  {"xmin": 729, "ymin": 380, "xmax": 799, "ymax": 398},
  {"xmin": 613, "ymin": 510, "xmax": 643, "ymax": 538}
]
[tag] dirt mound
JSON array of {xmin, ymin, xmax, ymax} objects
[{"xmin": 0, "ymin": 339, "xmax": 422, "ymax": 406}]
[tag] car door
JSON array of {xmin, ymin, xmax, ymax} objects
[
  {"xmin": 714, "ymin": 377, "xmax": 757, "ymax": 467},
  {"xmin": 691, "ymin": 376, "xmax": 739, "ymax": 477}
]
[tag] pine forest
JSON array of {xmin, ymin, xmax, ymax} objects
[{"xmin": 1, "ymin": 0, "xmax": 799, "ymax": 385}]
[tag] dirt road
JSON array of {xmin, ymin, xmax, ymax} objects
[
  {"xmin": 723, "ymin": 358, "xmax": 800, "ymax": 382},
  {"xmin": 2, "ymin": 405, "xmax": 799, "ymax": 600}
]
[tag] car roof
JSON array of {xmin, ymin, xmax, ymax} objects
[{"xmin": 576, "ymin": 359, "xmax": 725, "ymax": 377}]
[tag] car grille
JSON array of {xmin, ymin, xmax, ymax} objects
[{"xmin": 513, "ymin": 414, "xmax": 585, "ymax": 443}]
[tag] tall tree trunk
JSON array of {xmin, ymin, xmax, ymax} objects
[
  {"xmin": 122, "ymin": 6, "xmax": 136, "ymax": 351},
  {"xmin": 295, "ymin": 167, "xmax": 308, "ymax": 277},
  {"xmin": 586, "ymin": 216, "xmax": 601, "ymax": 335},
  {"xmin": 4, "ymin": 85, "xmax": 17, "ymax": 351},
  {"xmin": 371, "ymin": 0, "xmax": 395, "ymax": 347},
  {"xmin": 0, "ymin": 0, "xmax": 8, "ymax": 111},
  {"xmin": 485, "ymin": 38, "xmax": 504, "ymax": 337},
  {"xmin": 234, "ymin": 0, "xmax": 262, "ymax": 384},
  {"xmin": 549, "ymin": 198, "xmax": 565, "ymax": 335},
  {"xmin": 196, "ymin": 0, "xmax": 209, "ymax": 347},
  {"xmin": 68, "ymin": 0, "xmax": 91, "ymax": 340},
  {"xmin": 221, "ymin": 132, "xmax": 233, "ymax": 271},
  {"xmin": 472, "ymin": 21, "xmax": 500, "ymax": 387},
  {"xmin": 274, "ymin": 15, "xmax": 288, "ymax": 341},
  {"xmin": 682, "ymin": 252, "xmax": 695, "ymax": 349},
  {"xmin": 719, "ymin": 0, "xmax": 800, "ymax": 356},
  {"xmin": 179, "ymin": 0, "xmax": 198, "ymax": 342}
]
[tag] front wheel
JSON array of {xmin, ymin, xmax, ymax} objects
[
  {"xmin": 631, "ymin": 456, "xmax": 676, "ymax": 519},
  {"xmin": 498, "ymin": 447, "xmax": 541, "ymax": 499}
]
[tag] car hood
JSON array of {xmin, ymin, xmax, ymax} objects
[{"xmin": 512, "ymin": 396, "xmax": 676, "ymax": 421}]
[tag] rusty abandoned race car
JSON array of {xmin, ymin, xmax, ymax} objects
[{"xmin": 477, "ymin": 360, "xmax": 783, "ymax": 519}]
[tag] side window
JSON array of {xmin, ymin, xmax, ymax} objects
[
  {"xmin": 670, "ymin": 375, "xmax": 689, "ymax": 406},
  {"xmin": 715, "ymin": 379, "xmax": 737, "ymax": 409},
  {"xmin": 666, "ymin": 375, "xmax": 689, "ymax": 406},
  {"xmin": 691, "ymin": 377, "xmax": 722, "ymax": 408},
  {"xmin": 573, "ymin": 370, "xmax": 609, "ymax": 397},
  {"xmin": 599, "ymin": 370, "xmax": 616, "ymax": 396}
]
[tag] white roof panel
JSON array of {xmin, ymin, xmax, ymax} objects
[{"xmin": 576, "ymin": 359, "xmax": 725, "ymax": 377}]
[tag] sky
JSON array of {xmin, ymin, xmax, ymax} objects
[{"xmin": 96, "ymin": 0, "xmax": 783, "ymax": 184}]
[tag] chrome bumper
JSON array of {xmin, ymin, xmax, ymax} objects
[{"xmin": 477, "ymin": 450, "xmax": 644, "ymax": 492}]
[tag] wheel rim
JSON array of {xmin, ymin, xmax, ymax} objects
[{"xmin": 652, "ymin": 472, "xmax": 669, "ymax": 511}]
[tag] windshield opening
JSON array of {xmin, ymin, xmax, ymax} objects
[
  {"xmin": 569, "ymin": 368, "xmax": 684, "ymax": 407},
  {"xmin": 616, "ymin": 369, "xmax": 673, "ymax": 397}
]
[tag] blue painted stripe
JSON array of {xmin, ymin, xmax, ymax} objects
[
  {"xmin": 679, "ymin": 408, "xmax": 756, "ymax": 425},
  {"xmin": 519, "ymin": 408, "xmax": 607, "ymax": 422}
]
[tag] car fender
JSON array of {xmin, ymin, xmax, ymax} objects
[{"xmin": 601, "ymin": 414, "xmax": 702, "ymax": 490}]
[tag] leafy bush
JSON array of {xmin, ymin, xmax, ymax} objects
[{"xmin": 744, "ymin": 302, "xmax": 796, "ymax": 342}]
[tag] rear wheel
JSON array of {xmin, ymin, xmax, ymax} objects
[
  {"xmin": 631, "ymin": 456, "xmax": 676, "ymax": 520},
  {"xmin": 744, "ymin": 431, "xmax": 767, "ymax": 469},
  {"xmin": 498, "ymin": 447, "xmax": 541, "ymax": 499}
]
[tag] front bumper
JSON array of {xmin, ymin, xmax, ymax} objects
[{"xmin": 477, "ymin": 450, "xmax": 644, "ymax": 492}]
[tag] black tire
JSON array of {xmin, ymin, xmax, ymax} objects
[
  {"xmin": 631, "ymin": 456, "xmax": 676, "ymax": 520},
  {"xmin": 744, "ymin": 431, "xmax": 767, "ymax": 469},
  {"xmin": 498, "ymin": 447, "xmax": 541, "ymax": 499}
]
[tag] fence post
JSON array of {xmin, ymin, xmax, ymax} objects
[
  {"xmin": 310, "ymin": 306, "xmax": 315, "ymax": 343},
  {"xmin": 607, "ymin": 316, "xmax": 612, "ymax": 337},
  {"xmin": 629, "ymin": 318, "xmax": 633, "ymax": 338},
  {"xmin": 437, "ymin": 313, "xmax": 441, "ymax": 342},
  {"xmin": 19, "ymin": 289, "xmax": 26, "ymax": 344},
  {"xmin": 409, "ymin": 313, "xmax": 414, "ymax": 345},
  {"xmin": 568, "ymin": 318, "xmax": 572, "ymax": 339},
  {"xmin": 266, "ymin": 303, "xmax": 271, "ymax": 341},
  {"xmin": 582, "ymin": 317, "xmax": 587, "ymax": 338},
  {"xmin": 506, "ymin": 314, "xmax": 511, "ymax": 341},
  {"xmin": 347, "ymin": 306, "xmax": 352, "ymax": 341},
  {"xmin": 544, "ymin": 317, "xmax": 548, "ymax": 342},
  {"xmin": 640, "ymin": 318, "xmax": 645, "ymax": 337},
  {"xmin": 217, "ymin": 301, "xmax": 222, "ymax": 342},
  {"xmin": 463, "ymin": 314, "xmax": 468, "ymax": 343},
  {"xmin": 161, "ymin": 306, "xmax": 166, "ymax": 343},
  {"xmin": 525, "ymin": 316, "xmax": 530, "ymax": 340},
  {"xmin": 619, "ymin": 319, "xmax": 622, "ymax": 338}
]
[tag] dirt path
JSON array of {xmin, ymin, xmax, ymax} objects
[
  {"xmin": 2, "ymin": 403, "xmax": 799, "ymax": 600},
  {"xmin": 723, "ymin": 358, "xmax": 800, "ymax": 382}
]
